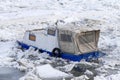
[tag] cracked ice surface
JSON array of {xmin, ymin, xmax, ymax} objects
[{"xmin": 0, "ymin": 0, "xmax": 120, "ymax": 80}]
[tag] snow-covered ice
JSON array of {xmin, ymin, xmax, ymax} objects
[{"xmin": 35, "ymin": 64, "xmax": 71, "ymax": 79}]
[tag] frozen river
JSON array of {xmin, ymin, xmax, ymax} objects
[{"xmin": 0, "ymin": 67, "xmax": 25, "ymax": 80}]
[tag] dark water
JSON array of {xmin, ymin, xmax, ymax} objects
[{"xmin": 0, "ymin": 67, "xmax": 25, "ymax": 80}]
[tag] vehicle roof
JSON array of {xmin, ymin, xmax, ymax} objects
[
  {"xmin": 26, "ymin": 23, "xmax": 100, "ymax": 33},
  {"xmin": 57, "ymin": 23, "xmax": 100, "ymax": 33}
]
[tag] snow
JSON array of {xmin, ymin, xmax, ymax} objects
[
  {"xmin": 0, "ymin": 0, "xmax": 119, "ymax": 80},
  {"xmin": 0, "ymin": 41, "xmax": 14, "ymax": 57}
]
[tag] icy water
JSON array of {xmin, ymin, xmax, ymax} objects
[{"xmin": 0, "ymin": 67, "xmax": 25, "ymax": 80}]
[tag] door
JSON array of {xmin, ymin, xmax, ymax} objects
[{"xmin": 76, "ymin": 30, "xmax": 100, "ymax": 54}]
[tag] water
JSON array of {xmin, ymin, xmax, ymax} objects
[{"xmin": 0, "ymin": 67, "xmax": 25, "ymax": 80}]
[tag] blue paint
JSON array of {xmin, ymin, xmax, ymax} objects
[{"xmin": 17, "ymin": 41, "xmax": 105, "ymax": 62}]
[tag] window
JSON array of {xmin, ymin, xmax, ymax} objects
[
  {"xmin": 79, "ymin": 31, "xmax": 95, "ymax": 44},
  {"xmin": 29, "ymin": 34, "xmax": 36, "ymax": 41},
  {"xmin": 60, "ymin": 34, "xmax": 72, "ymax": 42},
  {"xmin": 47, "ymin": 28, "xmax": 56, "ymax": 36}
]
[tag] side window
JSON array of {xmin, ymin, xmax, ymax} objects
[
  {"xmin": 60, "ymin": 34, "xmax": 72, "ymax": 42},
  {"xmin": 47, "ymin": 28, "xmax": 56, "ymax": 36},
  {"xmin": 29, "ymin": 34, "xmax": 36, "ymax": 41}
]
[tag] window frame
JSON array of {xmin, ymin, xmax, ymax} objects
[
  {"xmin": 60, "ymin": 34, "xmax": 72, "ymax": 42},
  {"xmin": 47, "ymin": 28, "xmax": 56, "ymax": 36},
  {"xmin": 29, "ymin": 34, "xmax": 36, "ymax": 41}
]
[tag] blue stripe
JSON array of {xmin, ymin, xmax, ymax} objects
[{"xmin": 17, "ymin": 41, "xmax": 105, "ymax": 62}]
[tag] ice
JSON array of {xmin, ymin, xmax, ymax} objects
[
  {"xmin": 35, "ymin": 64, "xmax": 71, "ymax": 79},
  {"xmin": 84, "ymin": 70, "xmax": 93, "ymax": 76},
  {"xmin": 0, "ymin": 0, "xmax": 119, "ymax": 80},
  {"xmin": 0, "ymin": 41, "xmax": 15, "ymax": 57},
  {"xmin": 19, "ymin": 72, "xmax": 42, "ymax": 80},
  {"xmin": 94, "ymin": 73, "xmax": 120, "ymax": 80},
  {"xmin": 71, "ymin": 75, "xmax": 89, "ymax": 80}
]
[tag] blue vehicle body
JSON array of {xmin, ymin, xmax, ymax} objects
[{"xmin": 17, "ymin": 41, "xmax": 105, "ymax": 62}]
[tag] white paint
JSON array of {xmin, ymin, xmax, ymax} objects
[{"xmin": 23, "ymin": 29, "xmax": 59, "ymax": 52}]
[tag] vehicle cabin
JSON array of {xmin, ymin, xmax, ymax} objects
[
  {"xmin": 17, "ymin": 23, "xmax": 105, "ymax": 61},
  {"xmin": 22, "ymin": 24, "xmax": 100, "ymax": 58}
]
